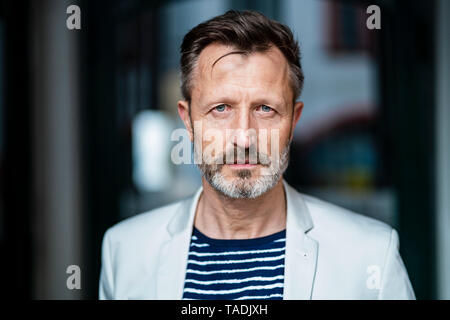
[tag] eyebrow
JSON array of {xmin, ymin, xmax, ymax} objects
[
  {"xmin": 200, "ymin": 96, "xmax": 286, "ymax": 110},
  {"xmin": 199, "ymin": 97, "xmax": 238, "ymax": 110}
]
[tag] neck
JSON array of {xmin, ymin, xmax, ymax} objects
[{"xmin": 194, "ymin": 178, "xmax": 287, "ymax": 239}]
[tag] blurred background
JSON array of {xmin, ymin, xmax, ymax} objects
[{"xmin": 0, "ymin": 0, "xmax": 449, "ymax": 299}]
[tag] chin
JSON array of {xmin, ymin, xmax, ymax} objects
[{"xmin": 225, "ymin": 167, "xmax": 259, "ymax": 180}]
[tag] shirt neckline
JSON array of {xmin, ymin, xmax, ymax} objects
[{"xmin": 192, "ymin": 226, "xmax": 286, "ymax": 247}]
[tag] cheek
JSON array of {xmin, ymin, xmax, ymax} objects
[
  {"xmin": 201, "ymin": 124, "xmax": 227, "ymax": 152},
  {"xmin": 257, "ymin": 120, "xmax": 293, "ymax": 151}
]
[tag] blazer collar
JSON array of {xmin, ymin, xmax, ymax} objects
[
  {"xmin": 167, "ymin": 186, "xmax": 203, "ymax": 237},
  {"xmin": 282, "ymin": 180, "xmax": 318, "ymax": 300},
  {"xmin": 282, "ymin": 180, "xmax": 314, "ymax": 233},
  {"xmin": 155, "ymin": 188, "xmax": 202, "ymax": 299},
  {"xmin": 156, "ymin": 179, "xmax": 318, "ymax": 300}
]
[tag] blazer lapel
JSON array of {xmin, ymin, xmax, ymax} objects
[
  {"xmin": 155, "ymin": 187, "xmax": 203, "ymax": 299},
  {"xmin": 283, "ymin": 181, "xmax": 319, "ymax": 300}
]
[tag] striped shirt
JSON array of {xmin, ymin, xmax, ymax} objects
[{"xmin": 182, "ymin": 227, "xmax": 286, "ymax": 300}]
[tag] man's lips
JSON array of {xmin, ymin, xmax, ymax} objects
[{"xmin": 226, "ymin": 163, "xmax": 259, "ymax": 168}]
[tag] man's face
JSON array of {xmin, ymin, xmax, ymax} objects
[{"xmin": 178, "ymin": 43, "xmax": 303, "ymax": 198}]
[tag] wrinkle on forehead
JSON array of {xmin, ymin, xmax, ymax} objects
[{"xmin": 191, "ymin": 43, "xmax": 292, "ymax": 105}]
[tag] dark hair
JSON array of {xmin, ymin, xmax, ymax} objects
[{"xmin": 180, "ymin": 10, "xmax": 304, "ymax": 102}]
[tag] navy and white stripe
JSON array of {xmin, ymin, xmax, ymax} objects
[{"xmin": 182, "ymin": 227, "xmax": 286, "ymax": 300}]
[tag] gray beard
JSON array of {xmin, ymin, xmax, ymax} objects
[{"xmin": 196, "ymin": 143, "xmax": 290, "ymax": 199}]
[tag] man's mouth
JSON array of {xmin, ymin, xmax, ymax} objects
[{"xmin": 227, "ymin": 158, "xmax": 259, "ymax": 168}]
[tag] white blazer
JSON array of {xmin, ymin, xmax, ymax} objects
[{"xmin": 99, "ymin": 180, "xmax": 415, "ymax": 300}]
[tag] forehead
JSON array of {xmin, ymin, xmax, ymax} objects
[{"xmin": 192, "ymin": 43, "xmax": 292, "ymax": 104}]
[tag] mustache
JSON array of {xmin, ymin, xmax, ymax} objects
[{"xmin": 203, "ymin": 145, "xmax": 272, "ymax": 166}]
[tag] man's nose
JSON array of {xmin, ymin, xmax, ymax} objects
[{"xmin": 232, "ymin": 109, "xmax": 254, "ymax": 149}]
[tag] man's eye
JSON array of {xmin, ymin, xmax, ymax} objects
[
  {"xmin": 214, "ymin": 104, "xmax": 227, "ymax": 112},
  {"xmin": 260, "ymin": 105, "xmax": 272, "ymax": 112}
]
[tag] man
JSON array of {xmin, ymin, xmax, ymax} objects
[{"xmin": 99, "ymin": 10, "xmax": 415, "ymax": 300}]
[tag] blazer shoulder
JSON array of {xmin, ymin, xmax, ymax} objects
[
  {"xmin": 105, "ymin": 198, "xmax": 186, "ymax": 243},
  {"xmin": 301, "ymin": 192, "xmax": 393, "ymax": 248}
]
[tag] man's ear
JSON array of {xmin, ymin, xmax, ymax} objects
[
  {"xmin": 177, "ymin": 100, "xmax": 194, "ymax": 142},
  {"xmin": 290, "ymin": 101, "xmax": 304, "ymax": 141}
]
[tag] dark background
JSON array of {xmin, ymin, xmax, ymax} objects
[{"xmin": 0, "ymin": 0, "xmax": 448, "ymax": 299}]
